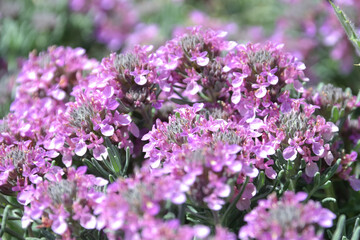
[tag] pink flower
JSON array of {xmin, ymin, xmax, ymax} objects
[
  {"xmin": 130, "ymin": 68, "xmax": 150, "ymax": 85},
  {"xmin": 239, "ymin": 191, "xmax": 336, "ymax": 240},
  {"xmin": 190, "ymin": 50, "xmax": 209, "ymax": 66}
]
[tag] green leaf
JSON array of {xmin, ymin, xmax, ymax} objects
[
  {"xmin": 122, "ymin": 147, "xmax": 130, "ymax": 176},
  {"xmin": 330, "ymin": 1, "xmax": 360, "ymax": 56},
  {"xmin": 351, "ymin": 227, "xmax": 360, "ymax": 240},
  {"xmin": 109, "ymin": 174, "xmax": 116, "ymax": 183},
  {"xmin": 322, "ymin": 197, "xmax": 337, "ymax": 204},
  {"xmin": 0, "ymin": 205, "xmax": 11, "ymax": 237},
  {"xmin": 331, "ymin": 106, "xmax": 340, "ymax": 122},
  {"xmin": 314, "ymin": 172, "xmax": 321, "ymax": 187},
  {"xmin": 105, "ymin": 137, "xmax": 123, "ymax": 174},
  {"xmin": 256, "ymin": 171, "xmax": 265, "ymax": 191},
  {"xmin": 332, "ymin": 215, "xmax": 346, "ymax": 240},
  {"xmin": 355, "ymin": 139, "xmax": 360, "ymax": 152},
  {"xmin": 90, "ymin": 158, "xmax": 110, "ymax": 179},
  {"xmin": 170, "ymin": 98, "xmax": 193, "ymax": 105},
  {"xmin": 322, "ymin": 180, "xmax": 333, "ymax": 189},
  {"xmin": 106, "ymin": 147, "xmax": 119, "ymax": 173},
  {"xmin": 277, "ymin": 169, "xmax": 285, "ymax": 181},
  {"xmin": 321, "ymin": 159, "xmax": 341, "ymax": 184},
  {"xmin": 328, "ymin": 229, "xmax": 333, "ymax": 239},
  {"xmin": 353, "ymin": 218, "xmax": 360, "ymax": 233}
]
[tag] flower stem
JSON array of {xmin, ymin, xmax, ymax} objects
[{"xmin": 221, "ymin": 176, "xmax": 249, "ymax": 226}]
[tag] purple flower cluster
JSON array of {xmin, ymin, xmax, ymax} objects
[
  {"xmin": 94, "ymin": 173, "xmax": 212, "ymax": 240},
  {"xmin": 279, "ymin": 109, "xmax": 338, "ymax": 176},
  {"xmin": 0, "ymin": 46, "xmax": 98, "ymax": 196},
  {"xmin": 0, "ymin": 142, "xmax": 53, "ymax": 195},
  {"xmin": 1, "ymin": 26, "xmax": 354, "ymax": 239},
  {"xmin": 19, "ymin": 166, "xmax": 107, "ymax": 238},
  {"xmin": 142, "ymin": 103, "xmax": 258, "ymax": 210},
  {"xmin": 2, "ymin": 46, "xmax": 98, "ymax": 146},
  {"xmin": 239, "ymin": 191, "xmax": 336, "ymax": 240}
]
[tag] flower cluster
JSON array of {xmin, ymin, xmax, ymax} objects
[
  {"xmin": 19, "ymin": 166, "xmax": 107, "ymax": 238},
  {"xmin": 2, "ymin": 46, "xmax": 98, "ymax": 146},
  {"xmin": 142, "ymin": 103, "xmax": 259, "ymax": 210},
  {"xmin": 1, "ymin": 25, "xmax": 357, "ymax": 240},
  {"xmin": 278, "ymin": 108, "xmax": 338, "ymax": 176},
  {"xmin": 95, "ymin": 173, "xmax": 206, "ymax": 240},
  {"xmin": 0, "ymin": 142, "xmax": 54, "ymax": 195},
  {"xmin": 239, "ymin": 191, "xmax": 336, "ymax": 240}
]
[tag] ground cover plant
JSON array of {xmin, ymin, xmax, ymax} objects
[{"xmin": 0, "ymin": 0, "xmax": 360, "ymax": 239}]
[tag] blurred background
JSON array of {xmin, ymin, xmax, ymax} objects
[{"xmin": 1, "ymin": 0, "xmax": 360, "ymax": 118}]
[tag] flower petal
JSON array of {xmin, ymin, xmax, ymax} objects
[
  {"xmin": 135, "ymin": 75, "xmax": 147, "ymax": 85},
  {"xmin": 52, "ymin": 218, "xmax": 68, "ymax": 235},
  {"xmin": 197, "ymin": 57, "xmax": 209, "ymax": 66},
  {"xmin": 255, "ymin": 86, "xmax": 267, "ymax": 98},
  {"xmin": 231, "ymin": 89, "xmax": 241, "ymax": 104},
  {"xmin": 312, "ymin": 142, "xmax": 324, "ymax": 156},
  {"xmin": 101, "ymin": 124, "xmax": 114, "ymax": 137},
  {"xmin": 283, "ymin": 146, "xmax": 297, "ymax": 161},
  {"xmin": 75, "ymin": 141, "xmax": 87, "ymax": 156}
]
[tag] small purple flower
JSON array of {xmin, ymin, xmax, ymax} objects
[
  {"xmin": 130, "ymin": 68, "xmax": 150, "ymax": 85},
  {"xmin": 260, "ymin": 67, "xmax": 278, "ymax": 85},
  {"xmin": 190, "ymin": 50, "xmax": 209, "ymax": 66}
]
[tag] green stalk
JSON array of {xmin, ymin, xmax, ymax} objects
[{"xmin": 221, "ymin": 177, "xmax": 249, "ymax": 226}]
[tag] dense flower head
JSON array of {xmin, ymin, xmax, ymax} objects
[
  {"xmin": 55, "ymin": 46, "xmax": 159, "ymax": 163},
  {"xmin": 0, "ymin": 142, "xmax": 55, "ymax": 195},
  {"xmin": 142, "ymin": 103, "xmax": 259, "ymax": 210},
  {"xmin": 152, "ymin": 27, "xmax": 236, "ymax": 99},
  {"xmin": 91, "ymin": 47, "xmax": 159, "ymax": 111},
  {"xmin": 274, "ymin": 105, "xmax": 339, "ymax": 176},
  {"xmin": 96, "ymin": 172, "xmax": 237, "ymax": 240},
  {"xmin": 333, "ymin": 151, "xmax": 360, "ymax": 191},
  {"xmin": 18, "ymin": 166, "xmax": 107, "ymax": 239},
  {"xmin": 94, "ymin": 173, "xmax": 210, "ymax": 240},
  {"xmin": 12, "ymin": 46, "xmax": 97, "ymax": 114},
  {"xmin": 226, "ymin": 42, "xmax": 307, "ymax": 96},
  {"xmin": 342, "ymin": 117, "xmax": 360, "ymax": 146},
  {"xmin": 239, "ymin": 191, "xmax": 336, "ymax": 240},
  {"xmin": 2, "ymin": 46, "xmax": 98, "ymax": 147},
  {"xmin": 60, "ymin": 89, "xmax": 134, "ymax": 164},
  {"xmin": 304, "ymin": 83, "xmax": 359, "ymax": 120}
]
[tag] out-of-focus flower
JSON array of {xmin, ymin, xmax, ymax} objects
[
  {"xmin": 69, "ymin": 0, "xmax": 159, "ymax": 51},
  {"xmin": 239, "ymin": 191, "xmax": 336, "ymax": 240},
  {"xmin": 94, "ymin": 173, "xmax": 210, "ymax": 240}
]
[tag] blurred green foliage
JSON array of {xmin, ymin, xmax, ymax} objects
[{"xmin": 0, "ymin": 0, "xmax": 103, "ymax": 71}]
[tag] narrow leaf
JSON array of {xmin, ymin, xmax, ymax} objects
[
  {"xmin": 170, "ymin": 98, "xmax": 193, "ymax": 105},
  {"xmin": 332, "ymin": 215, "xmax": 346, "ymax": 240},
  {"xmin": 331, "ymin": 106, "xmax": 340, "ymax": 122},
  {"xmin": 330, "ymin": 1, "xmax": 360, "ymax": 55},
  {"xmin": 351, "ymin": 227, "xmax": 360, "ymax": 240}
]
